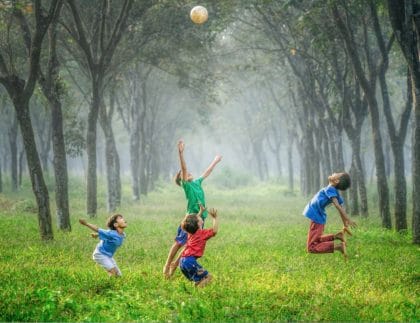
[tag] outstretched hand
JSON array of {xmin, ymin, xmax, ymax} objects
[
  {"xmin": 214, "ymin": 155, "xmax": 222, "ymax": 163},
  {"xmin": 79, "ymin": 219, "xmax": 87, "ymax": 226},
  {"xmin": 208, "ymin": 208, "xmax": 218, "ymax": 218},
  {"xmin": 199, "ymin": 203, "xmax": 206, "ymax": 212},
  {"xmin": 345, "ymin": 219, "xmax": 357, "ymax": 228},
  {"xmin": 178, "ymin": 140, "xmax": 185, "ymax": 153}
]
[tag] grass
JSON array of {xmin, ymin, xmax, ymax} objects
[{"xmin": 0, "ymin": 181, "xmax": 418, "ymax": 322}]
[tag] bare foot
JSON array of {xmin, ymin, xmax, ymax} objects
[
  {"xmin": 335, "ymin": 230, "xmax": 346, "ymax": 243},
  {"xmin": 196, "ymin": 274, "xmax": 212, "ymax": 288}
]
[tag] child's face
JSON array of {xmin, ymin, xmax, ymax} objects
[
  {"xmin": 115, "ymin": 216, "xmax": 127, "ymax": 229},
  {"xmin": 328, "ymin": 172, "xmax": 344, "ymax": 186},
  {"xmin": 196, "ymin": 215, "xmax": 203, "ymax": 228},
  {"xmin": 186, "ymin": 173, "xmax": 194, "ymax": 181}
]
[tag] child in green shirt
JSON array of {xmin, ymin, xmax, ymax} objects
[{"xmin": 163, "ymin": 140, "xmax": 222, "ymax": 278}]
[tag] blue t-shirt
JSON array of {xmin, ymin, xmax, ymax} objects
[
  {"xmin": 303, "ymin": 185, "xmax": 344, "ymax": 224},
  {"xmin": 97, "ymin": 229, "xmax": 126, "ymax": 257}
]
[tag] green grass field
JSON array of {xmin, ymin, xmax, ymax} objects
[{"xmin": 0, "ymin": 181, "xmax": 418, "ymax": 322}]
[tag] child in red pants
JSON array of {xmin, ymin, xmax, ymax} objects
[{"xmin": 303, "ymin": 172, "xmax": 357, "ymax": 259}]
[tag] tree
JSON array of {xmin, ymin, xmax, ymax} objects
[
  {"xmin": 62, "ymin": 0, "xmax": 144, "ymax": 216},
  {"xmin": 0, "ymin": 0, "xmax": 62, "ymax": 240},
  {"xmin": 332, "ymin": 1, "xmax": 392, "ymax": 229},
  {"xmin": 387, "ymin": 0, "xmax": 420, "ymax": 243}
]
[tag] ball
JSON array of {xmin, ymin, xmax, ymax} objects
[{"xmin": 190, "ymin": 6, "xmax": 208, "ymax": 25}]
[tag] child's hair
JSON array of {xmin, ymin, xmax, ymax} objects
[
  {"xmin": 175, "ymin": 170, "xmax": 182, "ymax": 186},
  {"xmin": 181, "ymin": 214, "xmax": 200, "ymax": 234},
  {"xmin": 106, "ymin": 214, "xmax": 123, "ymax": 230},
  {"xmin": 336, "ymin": 173, "xmax": 351, "ymax": 191}
]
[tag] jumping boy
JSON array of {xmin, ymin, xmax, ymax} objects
[
  {"xmin": 303, "ymin": 172, "xmax": 356, "ymax": 259},
  {"xmin": 79, "ymin": 214, "xmax": 127, "ymax": 277},
  {"xmin": 179, "ymin": 205, "xmax": 219, "ymax": 287},
  {"xmin": 163, "ymin": 140, "xmax": 222, "ymax": 278}
]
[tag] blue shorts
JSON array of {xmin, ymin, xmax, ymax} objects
[
  {"xmin": 174, "ymin": 218, "xmax": 205, "ymax": 246},
  {"xmin": 179, "ymin": 256, "xmax": 209, "ymax": 283}
]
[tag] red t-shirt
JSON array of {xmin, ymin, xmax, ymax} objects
[{"xmin": 181, "ymin": 228, "xmax": 216, "ymax": 258}]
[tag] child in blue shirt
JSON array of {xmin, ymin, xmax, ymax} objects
[
  {"xmin": 79, "ymin": 214, "xmax": 127, "ymax": 277},
  {"xmin": 303, "ymin": 172, "xmax": 356, "ymax": 259}
]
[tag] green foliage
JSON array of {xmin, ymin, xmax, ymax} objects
[{"xmin": 0, "ymin": 182, "xmax": 418, "ymax": 322}]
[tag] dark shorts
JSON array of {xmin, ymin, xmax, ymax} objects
[
  {"xmin": 179, "ymin": 256, "xmax": 209, "ymax": 283},
  {"xmin": 174, "ymin": 218, "xmax": 205, "ymax": 246}
]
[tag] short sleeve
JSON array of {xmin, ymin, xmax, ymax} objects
[
  {"xmin": 196, "ymin": 177, "xmax": 204, "ymax": 185},
  {"xmin": 98, "ymin": 228, "xmax": 112, "ymax": 240},
  {"xmin": 201, "ymin": 228, "xmax": 215, "ymax": 240},
  {"xmin": 324, "ymin": 186, "xmax": 343, "ymax": 205}
]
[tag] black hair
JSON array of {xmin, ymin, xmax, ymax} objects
[
  {"xmin": 175, "ymin": 170, "xmax": 182, "ymax": 186},
  {"xmin": 106, "ymin": 214, "xmax": 123, "ymax": 230},
  {"xmin": 181, "ymin": 214, "xmax": 200, "ymax": 234},
  {"xmin": 336, "ymin": 173, "xmax": 351, "ymax": 191}
]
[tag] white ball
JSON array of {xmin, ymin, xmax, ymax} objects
[{"xmin": 190, "ymin": 6, "xmax": 208, "ymax": 25}]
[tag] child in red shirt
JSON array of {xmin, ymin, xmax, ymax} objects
[{"xmin": 179, "ymin": 205, "xmax": 219, "ymax": 287}]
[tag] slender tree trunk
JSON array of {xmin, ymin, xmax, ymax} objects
[
  {"xmin": 86, "ymin": 77, "xmax": 102, "ymax": 217},
  {"xmin": 18, "ymin": 148, "xmax": 25, "ymax": 187},
  {"xmin": 287, "ymin": 131, "xmax": 294, "ymax": 192},
  {"xmin": 0, "ymin": 157, "xmax": 2, "ymax": 193},
  {"xmin": 51, "ymin": 98, "xmax": 70, "ymax": 230},
  {"xmin": 349, "ymin": 161, "xmax": 359, "ymax": 215},
  {"xmin": 15, "ymin": 101, "xmax": 53, "ymax": 240},
  {"xmin": 130, "ymin": 122, "xmax": 140, "ymax": 201},
  {"xmin": 99, "ymin": 94, "xmax": 121, "ymax": 212},
  {"xmin": 412, "ymin": 75, "xmax": 420, "ymax": 243},
  {"xmin": 8, "ymin": 115, "xmax": 18, "ymax": 192}
]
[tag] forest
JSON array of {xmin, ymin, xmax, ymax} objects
[{"xmin": 0, "ymin": 1, "xmax": 419, "ymax": 322}]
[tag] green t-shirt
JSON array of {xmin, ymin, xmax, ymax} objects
[{"xmin": 181, "ymin": 177, "xmax": 207, "ymax": 219}]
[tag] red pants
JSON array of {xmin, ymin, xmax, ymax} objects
[{"xmin": 307, "ymin": 221, "xmax": 334, "ymax": 253}]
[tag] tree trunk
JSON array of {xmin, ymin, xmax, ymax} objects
[
  {"xmin": 15, "ymin": 101, "xmax": 53, "ymax": 240},
  {"xmin": 287, "ymin": 131, "xmax": 294, "ymax": 192},
  {"xmin": 86, "ymin": 78, "xmax": 102, "ymax": 217},
  {"xmin": 18, "ymin": 148, "xmax": 25, "ymax": 187},
  {"xmin": 387, "ymin": 0, "xmax": 420, "ymax": 243},
  {"xmin": 349, "ymin": 161, "xmax": 359, "ymax": 215},
  {"xmin": 0, "ymin": 157, "xmax": 2, "ymax": 193},
  {"xmin": 51, "ymin": 97, "xmax": 71, "ymax": 230},
  {"xmin": 8, "ymin": 114, "xmax": 18, "ymax": 192},
  {"xmin": 353, "ymin": 140, "xmax": 369, "ymax": 217},
  {"xmin": 99, "ymin": 93, "xmax": 121, "ymax": 213},
  {"xmin": 413, "ymin": 76, "xmax": 420, "ymax": 243}
]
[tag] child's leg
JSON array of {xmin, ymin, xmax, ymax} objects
[
  {"xmin": 196, "ymin": 274, "xmax": 212, "ymax": 288},
  {"xmin": 180, "ymin": 256, "xmax": 210, "ymax": 287},
  {"xmin": 334, "ymin": 242, "xmax": 347, "ymax": 260},
  {"xmin": 163, "ymin": 242, "xmax": 182, "ymax": 277},
  {"xmin": 163, "ymin": 225, "xmax": 187, "ymax": 277},
  {"xmin": 307, "ymin": 221, "xmax": 334, "ymax": 253}
]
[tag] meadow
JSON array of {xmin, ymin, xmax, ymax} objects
[{"xmin": 0, "ymin": 179, "xmax": 418, "ymax": 322}]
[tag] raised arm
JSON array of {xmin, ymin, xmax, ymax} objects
[
  {"xmin": 178, "ymin": 140, "xmax": 188, "ymax": 181},
  {"xmin": 201, "ymin": 155, "xmax": 222, "ymax": 179},
  {"xmin": 197, "ymin": 203, "xmax": 206, "ymax": 218},
  {"xmin": 208, "ymin": 208, "xmax": 219, "ymax": 234},
  {"xmin": 79, "ymin": 219, "xmax": 99, "ymax": 232},
  {"xmin": 331, "ymin": 198, "xmax": 357, "ymax": 228}
]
